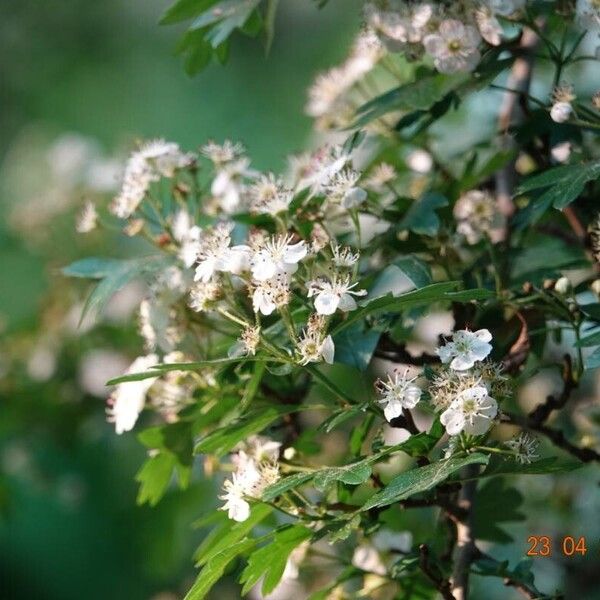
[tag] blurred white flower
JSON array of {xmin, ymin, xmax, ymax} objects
[
  {"xmin": 437, "ymin": 329, "xmax": 493, "ymax": 370},
  {"xmin": 550, "ymin": 101, "xmax": 573, "ymax": 123},
  {"xmin": 249, "ymin": 173, "xmax": 293, "ymax": 216},
  {"xmin": 352, "ymin": 544, "xmax": 386, "ymax": 576},
  {"xmin": 324, "ymin": 167, "xmax": 367, "ymax": 209},
  {"xmin": 75, "ymin": 200, "xmax": 98, "ymax": 233},
  {"xmin": 454, "ymin": 189, "xmax": 505, "ymax": 244},
  {"xmin": 331, "ymin": 244, "xmax": 360, "ymax": 268},
  {"xmin": 440, "ymin": 385, "xmax": 498, "ymax": 436},
  {"xmin": 107, "ymin": 354, "xmax": 159, "ymax": 434},
  {"xmin": 211, "ymin": 157, "xmax": 255, "ymax": 213},
  {"xmin": 405, "ymin": 149, "xmax": 433, "ymax": 174},
  {"xmin": 576, "ymin": 0, "xmax": 600, "ymax": 31},
  {"xmin": 424, "ymin": 19, "xmax": 481, "ymax": 73},
  {"xmin": 252, "ymin": 275, "xmax": 291, "ymax": 315},
  {"xmin": 171, "ymin": 209, "xmax": 202, "ymax": 268},
  {"xmin": 504, "ymin": 431, "xmax": 539, "ymax": 463},
  {"xmin": 201, "ymin": 140, "xmax": 245, "ymax": 165}
]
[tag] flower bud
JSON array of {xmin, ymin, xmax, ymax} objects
[
  {"xmin": 591, "ymin": 279, "xmax": 600, "ymax": 298},
  {"xmin": 554, "ymin": 276, "xmax": 571, "ymax": 295},
  {"xmin": 550, "ymin": 102, "xmax": 572, "ymax": 123}
]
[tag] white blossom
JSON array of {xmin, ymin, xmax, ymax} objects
[
  {"xmin": 440, "ymin": 385, "xmax": 498, "ymax": 436},
  {"xmin": 308, "ymin": 274, "xmax": 367, "ymax": 315},
  {"xmin": 111, "ymin": 140, "xmax": 194, "ymax": 218},
  {"xmin": 331, "ymin": 244, "xmax": 360, "ymax": 268},
  {"xmin": 423, "ymin": 19, "xmax": 481, "ymax": 74},
  {"xmin": 476, "ymin": 7, "xmax": 503, "ymax": 46},
  {"xmin": 486, "ymin": 0, "xmax": 525, "ymax": 16},
  {"xmin": 504, "ymin": 431, "xmax": 539, "ymax": 464},
  {"xmin": 550, "ymin": 101, "xmax": 573, "ymax": 123},
  {"xmin": 172, "ymin": 209, "xmax": 202, "ymax": 267},
  {"xmin": 364, "ymin": 163, "xmax": 397, "ymax": 192},
  {"xmin": 436, "ymin": 329, "xmax": 493, "ymax": 371},
  {"xmin": 352, "ymin": 545, "xmax": 387, "ymax": 576},
  {"xmin": 405, "ymin": 149, "xmax": 433, "ymax": 174},
  {"xmin": 139, "ymin": 298, "xmax": 182, "ymax": 353},
  {"xmin": 297, "ymin": 329, "xmax": 335, "ymax": 365},
  {"xmin": 188, "ymin": 281, "xmax": 221, "ymax": 312},
  {"xmin": 249, "ymin": 173, "xmax": 293, "ymax": 215},
  {"xmin": 211, "ymin": 157, "xmax": 255, "ymax": 213},
  {"xmin": 201, "ymin": 140, "xmax": 245, "ymax": 165},
  {"xmin": 107, "ymin": 354, "xmax": 159, "ymax": 434},
  {"xmin": 454, "ymin": 189, "xmax": 505, "ymax": 244},
  {"xmin": 252, "ymin": 275, "xmax": 291, "ymax": 315},
  {"xmin": 75, "ymin": 200, "xmax": 98, "ymax": 233},
  {"xmin": 251, "ymin": 235, "xmax": 307, "ymax": 282},
  {"xmin": 194, "ymin": 224, "xmax": 235, "ymax": 283},
  {"xmin": 324, "ymin": 167, "xmax": 367, "ymax": 209},
  {"xmin": 375, "ymin": 371, "xmax": 422, "ymax": 422}
]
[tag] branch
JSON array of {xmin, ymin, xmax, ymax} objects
[
  {"xmin": 374, "ymin": 334, "xmax": 438, "ymax": 365},
  {"xmin": 450, "ymin": 464, "xmax": 479, "ymax": 600},
  {"xmin": 418, "ymin": 544, "xmax": 455, "ymax": 600}
]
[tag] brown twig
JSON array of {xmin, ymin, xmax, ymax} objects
[{"xmin": 418, "ymin": 544, "xmax": 455, "ymax": 600}]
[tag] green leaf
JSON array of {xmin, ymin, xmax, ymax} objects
[
  {"xmin": 160, "ymin": 0, "xmax": 219, "ymax": 25},
  {"xmin": 262, "ymin": 472, "xmax": 315, "ymax": 502},
  {"xmin": 482, "ymin": 456, "xmax": 583, "ymax": 476},
  {"xmin": 473, "ymin": 557, "xmax": 540, "ymax": 597},
  {"xmin": 191, "ymin": 0, "xmax": 261, "ymax": 47},
  {"xmin": 575, "ymin": 330, "xmax": 600, "ymax": 347},
  {"xmin": 264, "ymin": 0, "xmax": 279, "ymax": 53},
  {"xmin": 332, "ymin": 324, "xmax": 380, "ymax": 371},
  {"xmin": 334, "ymin": 282, "xmax": 494, "ymax": 334},
  {"xmin": 61, "ymin": 257, "xmax": 124, "ymax": 279},
  {"xmin": 581, "ymin": 303, "xmax": 600, "ymax": 321},
  {"xmin": 515, "ymin": 160, "xmax": 600, "ymax": 209},
  {"xmin": 585, "ymin": 346, "xmax": 600, "ymax": 370},
  {"xmin": 240, "ymin": 525, "xmax": 312, "ymax": 595},
  {"xmin": 184, "ymin": 538, "xmax": 256, "ymax": 600},
  {"xmin": 194, "ymin": 406, "xmax": 296, "ymax": 456},
  {"xmin": 472, "ymin": 478, "xmax": 525, "ymax": 543},
  {"xmin": 360, "ymin": 453, "xmax": 489, "ymax": 512},
  {"xmin": 314, "ymin": 461, "xmax": 373, "ymax": 490},
  {"xmin": 368, "ymin": 256, "xmax": 432, "ymax": 301},
  {"xmin": 399, "ymin": 192, "xmax": 448, "ymax": 236},
  {"xmin": 135, "ymin": 452, "xmax": 176, "ymax": 506},
  {"xmin": 194, "ymin": 504, "xmax": 272, "ymax": 566}
]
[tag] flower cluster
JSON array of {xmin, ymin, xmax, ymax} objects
[{"xmin": 220, "ymin": 436, "xmax": 281, "ymax": 522}]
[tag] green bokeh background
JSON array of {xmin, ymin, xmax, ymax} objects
[{"xmin": 0, "ymin": 2, "xmax": 360, "ymax": 598}]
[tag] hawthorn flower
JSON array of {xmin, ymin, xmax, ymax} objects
[
  {"xmin": 252, "ymin": 275, "xmax": 291, "ymax": 315},
  {"xmin": 375, "ymin": 370, "xmax": 422, "ymax": 422},
  {"xmin": 297, "ymin": 316, "xmax": 335, "ymax": 365},
  {"xmin": 194, "ymin": 223, "xmax": 238, "ymax": 283},
  {"xmin": 454, "ymin": 189, "xmax": 505, "ymax": 244},
  {"xmin": 249, "ymin": 173, "xmax": 293, "ymax": 216},
  {"xmin": 437, "ymin": 329, "xmax": 493, "ymax": 371},
  {"xmin": 423, "ymin": 19, "xmax": 481, "ymax": 74},
  {"xmin": 241, "ymin": 436, "xmax": 282, "ymax": 462},
  {"xmin": 406, "ymin": 149, "xmax": 433, "ymax": 174},
  {"xmin": 505, "ymin": 431, "xmax": 539, "ymax": 464},
  {"xmin": 352, "ymin": 544, "xmax": 387, "ymax": 576},
  {"xmin": 440, "ymin": 385, "xmax": 498, "ymax": 436},
  {"xmin": 324, "ymin": 167, "xmax": 367, "ymax": 209},
  {"xmin": 251, "ymin": 235, "xmax": 307, "ymax": 281},
  {"xmin": 475, "ymin": 6, "xmax": 503, "ymax": 46},
  {"xmin": 239, "ymin": 325, "xmax": 261, "ymax": 356},
  {"xmin": 75, "ymin": 200, "xmax": 98, "ymax": 233},
  {"xmin": 172, "ymin": 209, "xmax": 201, "ymax": 268},
  {"xmin": 550, "ymin": 85, "xmax": 576, "ymax": 123},
  {"xmin": 307, "ymin": 274, "xmax": 367, "ymax": 315},
  {"xmin": 111, "ymin": 140, "xmax": 193, "ymax": 218},
  {"xmin": 302, "ymin": 145, "xmax": 351, "ymax": 194},
  {"xmin": 201, "ymin": 140, "xmax": 245, "ymax": 165},
  {"xmin": 220, "ymin": 472, "xmax": 253, "ymax": 522},
  {"xmin": 331, "ymin": 244, "xmax": 360, "ymax": 268},
  {"xmin": 188, "ymin": 281, "xmax": 221, "ymax": 312},
  {"xmin": 365, "ymin": 163, "xmax": 397, "ymax": 192},
  {"xmin": 139, "ymin": 297, "xmax": 182, "ymax": 353},
  {"xmin": 107, "ymin": 354, "xmax": 159, "ymax": 434}
]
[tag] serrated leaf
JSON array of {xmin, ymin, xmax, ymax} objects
[
  {"xmin": 160, "ymin": 0, "xmax": 219, "ymax": 25},
  {"xmin": 194, "ymin": 503, "xmax": 272, "ymax": 566},
  {"xmin": 194, "ymin": 406, "xmax": 296, "ymax": 456},
  {"xmin": 262, "ymin": 472, "xmax": 315, "ymax": 502},
  {"xmin": 314, "ymin": 462, "xmax": 372, "ymax": 490},
  {"xmin": 240, "ymin": 525, "xmax": 312, "ymax": 595},
  {"xmin": 482, "ymin": 456, "xmax": 583, "ymax": 476},
  {"xmin": 360, "ymin": 453, "xmax": 489, "ymax": 512},
  {"xmin": 184, "ymin": 538, "xmax": 256, "ymax": 600},
  {"xmin": 135, "ymin": 452, "xmax": 177, "ymax": 506}
]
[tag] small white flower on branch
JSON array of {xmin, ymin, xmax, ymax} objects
[
  {"xmin": 251, "ymin": 235, "xmax": 307, "ymax": 282},
  {"xmin": 504, "ymin": 431, "xmax": 539, "ymax": 464},
  {"xmin": 436, "ymin": 329, "xmax": 493, "ymax": 371},
  {"xmin": 76, "ymin": 200, "xmax": 98, "ymax": 233},
  {"xmin": 375, "ymin": 370, "xmax": 422, "ymax": 422},
  {"xmin": 440, "ymin": 385, "xmax": 498, "ymax": 436},
  {"xmin": 308, "ymin": 274, "xmax": 367, "ymax": 315},
  {"xmin": 423, "ymin": 19, "xmax": 481, "ymax": 74},
  {"xmin": 252, "ymin": 275, "xmax": 291, "ymax": 315}
]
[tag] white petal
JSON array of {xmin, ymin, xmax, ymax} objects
[
  {"xmin": 384, "ymin": 399, "xmax": 404, "ymax": 422},
  {"xmin": 337, "ymin": 293, "xmax": 358, "ymax": 312},
  {"xmin": 450, "ymin": 355, "xmax": 475, "ymax": 371},
  {"xmin": 440, "ymin": 408, "xmax": 465, "ymax": 436},
  {"xmin": 436, "ymin": 343, "xmax": 455, "ymax": 364},
  {"xmin": 321, "ymin": 335, "xmax": 335, "ymax": 364},
  {"xmin": 251, "ymin": 255, "xmax": 277, "ymax": 281},
  {"xmin": 342, "ymin": 187, "xmax": 367, "ymax": 208},
  {"xmin": 403, "ymin": 385, "xmax": 422, "ymax": 408},
  {"xmin": 314, "ymin": 291, "xmax": 340, "ymax": 315},
  {"xmin": 195, "ymin": 258, "xmax": 216, "ymax": 283},
  {"xmin": 474, "ymin": 328, "xmax": 492, "ymax": 343},
  {"xmin": 229, "ymin": 498, "xmax": 250, "ymax": 522},
  {"xmin": 283, "ymin": 241, "xmax": 307, "ymax": 264}
]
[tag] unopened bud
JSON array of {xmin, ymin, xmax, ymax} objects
[
  {"xmin": 591, "ymin": 279, "xmax": 600, "ymax": 297},
  {"xmin": 522, "ymin": 282, "xmax": 533, "ymax": 294},
  {"xmin": 543, "ymin": 279, "xmax": 555, "ymax": 290},
  {"xmin": 283, "ymin": 447, "xmax": 296, "ymax": 460},
  {"xmin": 554, "ymin": 276, "xmax": 571, "ymax": 295}
]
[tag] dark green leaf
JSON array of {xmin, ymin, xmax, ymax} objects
[
  {"xmin": 360, "ymin": 453, "xmax": 489, "ymax": 512},
  {"xmin": 160, "ymin": 0, "xmax": 219, "ymax": 25},
  {"xmin": 135, "ymin": 453, "xmax": 176, "ymax": 506},
  {"xmin": 482, "ymin": 456, "xmax": 583, "ymax": 476},
  {"xmin": 333, "ymin": 324, "xmax": 380, "ymax": 371},
  {"xmin": 399, "ymin": 192, "xmax": 448, "ymax": 236},
  {"xmin": 585, "ymin": 346, "xmax": 600, "ymax": 370}
]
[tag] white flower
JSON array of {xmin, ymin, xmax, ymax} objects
[
  {"xmin": 375, "ymin": 371, "xmax": 422, "ymax": 422},
  {"xmin": 365, "ymin": 162, "xmax": 397, "ymax": 192},
  {"xmin": 437, "ymin": 329, "xmax": 493, "ymax": 371},
  {"xmin": 139, "ymin": 298, "xmax": 182, "ymax": 353},
  {"xmin": 76, "ymin": 200, "xmax": 98, "ymax": 233},
  {"xmin": 308, "ymin": 274, "xmax": 367, "ymax": 315},
  {"xmin": 405, "ymin": 149, "xmax": 433, "ymax": 174},
  {"xmin": 423, "ymin": 19, "xmax": 481, "ymax": 74},
  {"xmin": 111, "ymin": 140, "xmax": 193, "ymax": 218},
  {"xmin": 252, "ymin": 275, "xmax": 291, "ymax": 315},
  {"xmin": 251, "ymin": 235, "xmax": 307, "ymax": 281},
  {"xmin": 107, "ymin": 354, "xmax": 159, "ymax": 434},
  {"xmin": 476, "ymin": 7, "xmax": 503, "ymax": 46},
  {"xmin": 297, "ymin": 330, "xmax": 335, "ymax": 365},
  {"xmin": 242, "ymin": 435, "xmax": 282, "ymax": 462},
  {"xmin": 172, "ymin": 209, "xmax": 202, "ymax": 267},
  {"xmin": 194, "ymin": 223, "xmax": 235, "ymax": 283},
  {"xmin": 188, "ymin": 281, "xmax": 220, "ymax": 312},
  {"xmin": 331, "ymin": 244, "xmax": 360, "ymax": 268},
  {"xmin": 324, "ymin": 167, "xmax": 367, "ymax": 208},
  {"xmin": 220, "ymin": 474, "xmax": 252, "ymax": 522},
  {"xmin": 302, "ymin": 145, "xmax": 351, "ymax": 194},
  {"xmin": 201, "ymin": 140, "xmax": 245, "ymax": 165},
  {"xmin": 454, "ymin": 189, "xmax": 505, "ymax": 244},
  {"xmin": 440, "ymin": 385, "xmax": 498, "ymax": 436},
  {"xmin": 211, "ymin": 157, "xmax": 255, "ymax": 213},
  {"xmin": 504, "ymin": 432, "xmax": 539, "ymax": 464},
  {"xmin": 249, "ymin": 173, "xmax": 293, "ymax": 215},
  {"xmin": 551, "ymin": 141, "xmax": 572, "ymax": 163},
  {"xmin": 550, "ymin": 101, "xmax": 573, "ymax": 123}
]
